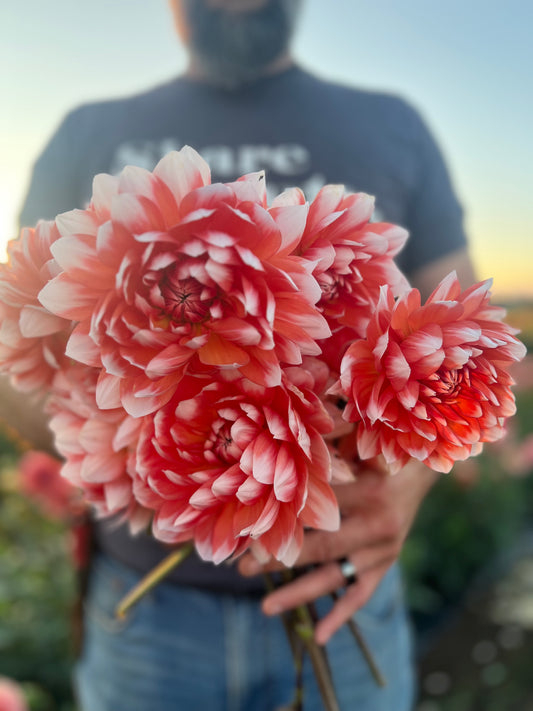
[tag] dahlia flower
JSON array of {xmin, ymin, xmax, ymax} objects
[
  {"xmin": 273, "ymin": 184, "xmax": 409, "ymax": 349},
  {"xmin": 134, "ymin": 371, "xmax": 339, "ymax": 565},
  {"xmin": 47, "ymin": 364, "xmax": 150, "ymax": 531},
  {"xmin": 38, "ymin": 147, "xmax": 329, "ymax": 417},
  {"xmin": 18, "ymin": 450, "xmax": 83, "ymax": 520},
  {"xmin": 0, "ymin": 221, "xmax": 70, "ymax": 391},
  {"xmin": 337, "ymin": 272, "xmax": 527, "ymax": 472}
]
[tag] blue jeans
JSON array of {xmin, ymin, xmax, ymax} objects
[{"xmin": 75, "ymin": 553, "xmax": 415, "ymax": 711}]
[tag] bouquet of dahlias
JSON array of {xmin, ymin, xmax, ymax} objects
[{"xmin": 0, "ymin": 146, "xmax": 526, "ymax": 711}]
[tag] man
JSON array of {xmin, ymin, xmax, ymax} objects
[{"xmin": 10, "ymin": 1, "xmax": 476, "ymax": 709}]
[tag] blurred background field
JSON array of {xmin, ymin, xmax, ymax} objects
[{"xmin": 0, "ymin": 303, "xmax": 531, "ymax": 711}]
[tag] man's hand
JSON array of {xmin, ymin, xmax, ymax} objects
[{"xmin": 238, "ymin": 458, "xmax": 438, "ymax": 644}]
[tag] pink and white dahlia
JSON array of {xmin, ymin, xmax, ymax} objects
[
  {"xmin": 47, "ymin": 364, "xmax": 150, "ymax": 532},
  {"xmin": 39, "ymin": 147, "xmax": 329, "ymax": 417},
  {"xmin": 273, "ymin": 184, "xmax": 409, "ymax": 347},
  {"xmin": 337, "ymin": 272, "xmax": 527, "ymax": 473},
  {"xmin": 134, "ymin": 373, "xmax": 339, "ymax": 565},
  {"xmin": 0, "ymin": 222, "xmax": 70, "ymax": 391}
]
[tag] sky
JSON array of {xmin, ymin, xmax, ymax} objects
[{"xmin": 1, "ymin": 0, "xmax": 532, "ymax": 299}]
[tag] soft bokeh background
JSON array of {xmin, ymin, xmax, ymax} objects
[
  {"xmin": 2, "ymin": 0, "xmax": 532, "ymax": 299},
  {"xmin": 1, "ymin": 2, "xmax": 532, "ymax": 710}
]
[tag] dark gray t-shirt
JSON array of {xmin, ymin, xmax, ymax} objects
[{"xmin": 20, "ymin": 66, "xmax": 467, "ymax": 593}]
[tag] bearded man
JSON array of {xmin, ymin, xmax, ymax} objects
[{"xmin": 12, "ymin": 1, "xmax": 476, "ymax": 709}]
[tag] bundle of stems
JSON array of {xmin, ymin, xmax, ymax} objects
[{"xmin": 116, "ymin": 547, "xmax": 386, "ymax": 711}]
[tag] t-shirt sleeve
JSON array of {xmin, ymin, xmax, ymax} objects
[
  {"xmin": 18, "ymin": 110, "xmax": 83, "ymax": 228},
  {"xmin": 396, "ymin": 110, "xmax": 468, "ymax": 277}
]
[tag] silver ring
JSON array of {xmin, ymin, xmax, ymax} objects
[{"xmin": 338, "ymin": 557, "xmax": 358, "ymax": 586}]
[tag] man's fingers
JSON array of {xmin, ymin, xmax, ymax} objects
[
  {"xmin": 261, "ymin": 544, "xmax": 397, "ymax": 618},
  {"xmin": 314, "ymin": 562, "xmax": 392, "ymax": 645}
]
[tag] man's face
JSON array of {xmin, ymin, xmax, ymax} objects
[{"xmin": 181, "ymin": 0, "xmax": 303, "ymax": 87}]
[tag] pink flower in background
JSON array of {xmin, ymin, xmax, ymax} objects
[
  {"xmin": 338, "ymin": 272, "xmax": 527, "ymax": 473},
  {"xmin": 0, "ymin": 678, "xmax": 28, "ymax": 711},
  {"xmin": 0, "ymin": 222, "xmax": 71, "ymax": 391},
  {"xmin": 47, "ymin": 364, "xmax": 150, "ymax": 532},
  {"xmin": 39, "ymin": 147, "xmax": 329, "ymax": 417},
  {"xmin": 135, "ymin": 372, "xmax": 339, "ymax": 565},
  {"xmin": 18, "ymin": 450, "xmax": 83, "ymax": 520}
]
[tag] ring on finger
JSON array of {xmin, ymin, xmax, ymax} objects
[{"xmin": 338, "ymin": 556, "xmax": 358, "ymax": 586}]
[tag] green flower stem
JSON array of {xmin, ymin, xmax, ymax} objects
[
  {"xmin": 330, "ymin": 590, "xmax": 387, "ymax": 687},
  {"xmin": 293, "ymin": 602, "xmax": 340, "ymax": 711},
  {"xmin": 115, "ymin": 543, "xmax": 194, "ymax": 619}
]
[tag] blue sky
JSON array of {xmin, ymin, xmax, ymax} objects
[{"xmin": 2, "ymin": 0, "xmax": 532, "ymax": 296}]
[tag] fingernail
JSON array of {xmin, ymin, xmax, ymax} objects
[{"xmin": 263, "ymin": 599, "xmax": 282, "ymax": 616}]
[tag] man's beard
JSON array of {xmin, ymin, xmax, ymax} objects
[{"xmin": 182, "ymin": 0, "xmax": 303, "ymax": 89}]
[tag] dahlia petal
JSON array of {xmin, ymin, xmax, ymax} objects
[
  {"xmin": 231, "ymin": 417, "xmax": 258, "ymax": 449},
  {"xmin": 111, "ymin": 193, "xmax": 160, "ymax": 234},
  {"xmin": 153, "ymin": 148, "xmax": 211, "ymax": 209},
  {"xmin": 299, "ymin": 477, "xmax": 339, "ymax": 532},
  {"xmin": 104, "ymin": 479, "xmax": 132, "ymax": 512},
  {"xmin": 55, "ymin": 209, "xmax": 98, "ymax": 241},
  {"xmin": 189, "ymin": 486, "xmax": 219, "ymax": 509},
  {"xmin": 38, "ymin": 273, "xmax": 95, "ymax": 321},
  {"xmin": 384, "ymin": 341, "xmax": 411, "ymax": 390},
  {"xmin": 269, "ymin": 204, "xmax": 308, "ymax": 255},
  {"xmin": 211, "ymin": 465, "xmax": 244, "ymax": 498},
  {"xmin": 273, "ymin": 444, "xmax": 298, "ymax": 502},
  {"xmin": 236, "ymin": 475, "xmax": 267, "ymax": 504},
  {"xmin": 66, "ymin": 325, "xmax": 101, "ymax": 367},
  {"xmin": 81, "ymin": 452, "xmax": 125, "ymax": 483},
  {"xmin": 251, "ymin": 433, "xmax": 277, "ymax": 485},
  {"xmin": 79, "ymin": 418, "xmax": 114, "ymax": 453},
  {"xmin": 95, "ymin": 372, "xmax": 122, "ymax": 410},
  {"xmin": 211, "ymin": 505, "xmax": 240, "ymax": 564},
  {"xmin": 263, "ymin": 406, "xmax": 291, "ymax": 440},
  {"xmin": 205, "ymin": 258, "xmax": 234, "ymax": 288},
  {"xmin": 19, "ymin": 305, "xmax": 67, "ymax": 338},
  {"xmin": 249, "ymin": 493, "xmax": 280, "ymax": 537},
  {"xmin": 199, "ymin": 333, "xmax": 250, "ymax": 367},
  {"xmin": 146, "ymin": 344, "xmax": 193, "ymax": 377},
  {"xmin": 211, "ymin": 317, "xmax": 261, "ymax": 346},
  {"xmin": 239, "ymin": 349, "xmax": 282, "ymax": 387},
  {"xmin": 396, "ymin": 380, "xmax": 420, "ymax": 411},
  {"xmin": 427, "ymin": 271, "xmax": 461, "ymax": 302},
  {"xmin": 233, "ymin": 499, "xmax": 266, "ymax": 536},
  {"xmin": 401, "ymin": 325, "xmax": 443, "ymax": 362},
  {"xmin": 270, "ymin": 187, "xmax": 306, "ymax": 208},
  {"xmin": 357, "ymin": 425, "xmax": 382, "ymax": 460},
  {"xmin": 277, "ymin": 523, "xmax": 304, "ymax": 566},
  {"xmin": 113, "ymin": 417, "xmax": 142, "ymax": 451},
  {"xmin": 91, "ymin": 173, "xmax": 119, "ymax": 220}
]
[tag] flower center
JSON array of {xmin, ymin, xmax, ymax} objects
[
  {"xmin": 160, "ymin": 271, "xmax": 213, "ymax": 324},
  {"xmin": 431, "ymin": 368, "xmax": 470, "ymax": 403},
  {"xmin": 206, "ymin": 419, "xmax": 238, "ymax": 462},
  {"xmin": 319, "ymin": 274, "xmax": 342, "ymax": 301}
]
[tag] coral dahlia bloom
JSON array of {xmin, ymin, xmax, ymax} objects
[
  {"xmin": 135, "ymin": 373, "xmax": 339, "ymax": 565},
  {"xmin": 47, "ymin": 364, "xmax": 150, "ymax": 531},
  {"xmin": 273, "ymin": 184, "xmax": 409, "ymax": 343},
  {"xmin": 337, "ymin": 272, "xmax": 527, "ymax": 473},
  {"xmin": 39, "ymin": 147, "xmax": 329, "ymax": 417},
  {"xmin": 0, "ymin": 222, "xmax": 70, "ymax": 391}
]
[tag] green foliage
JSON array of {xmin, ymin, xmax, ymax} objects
[
  {"xmin": 0, "ymin": 453, "xmax": 77, "ymax": 711},
  {"xmin": 403, "ymin": 389, "xmax": 533, "ymax": 624}
]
